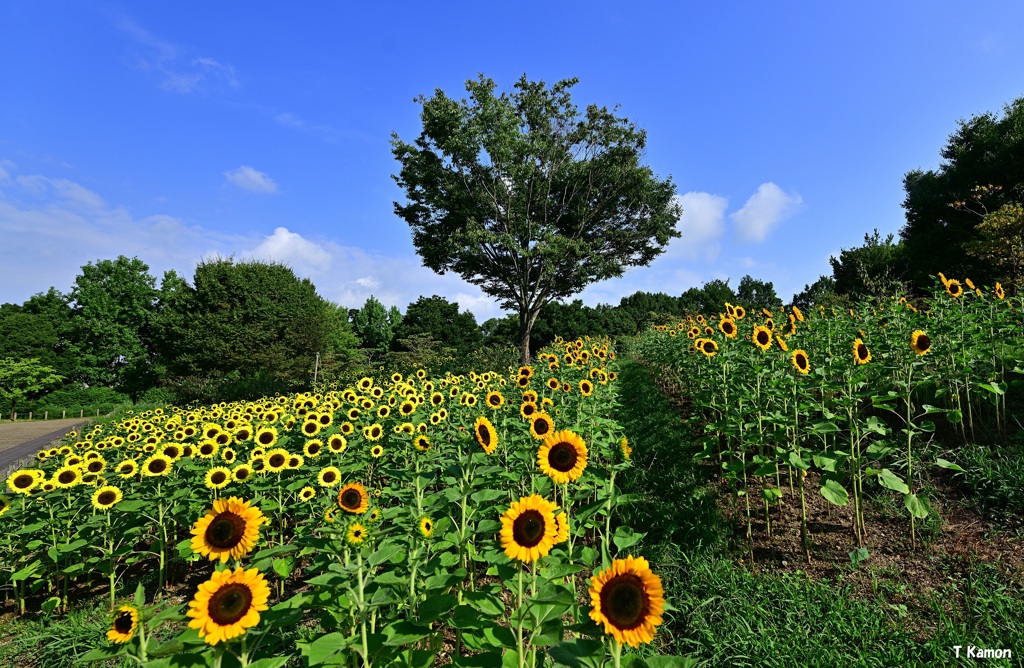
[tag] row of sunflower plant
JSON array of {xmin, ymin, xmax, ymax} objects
[
  {"xmin": 2, "ymin": 336, "xmax": 695, "ymax": 668},
  {"xmin": 626, "ymin": 277, "xmax": 1023, "ymax": 562}
]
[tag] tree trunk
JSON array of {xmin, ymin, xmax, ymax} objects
[{"xmin": 517, "ymin": 307, "xmax": 542, "ymax": 365}]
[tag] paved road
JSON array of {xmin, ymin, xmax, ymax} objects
[{"xmin": 0, "ymin": 420, "xmax": 90, "ymax": 476}]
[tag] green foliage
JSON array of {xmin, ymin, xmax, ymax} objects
[
  {"xmin": 736, "ymin": 275, "xmax": 783, "ymax": 312},
  {"xmin": 791, "ymin": 275, "xmax": 847, "ymax": 311},
  {"xmin": 66, "ymin": 256, "xmax": 158, "ymax": 391},
  {"xmin": 24, "ymin": 385, "xmax": 129, "ymax": 416},
  {"xmin": 391, "ymin": 295, "xmax": 481, "ymax": 356},
  {"xmin": 829, "ymin": 229, "xmax": 908, "ymax": 298},
  {"xmin": 352, "ymin": 295, "xmax": 400, "ymax": 353},
  {"xmin": 154, "ymin": 258, "xmax": 330, "ymax": 384},
  {"xmin": 0, "ymin": 357, "xmax": 63, "ymax": 419},
  {"xmin": 0, "ymin": 304, "xmax": 59, "ymax": 367},
  {"xmin": 679, "ymin": 279, "xmax": 736, "ymax": 317},
  {"xmin": 901, "ymin": 96, "xmax": 1024, "ymax": 289},
  {"xmin": 392, "ymin": 73, "xmax": 681, "ymax": 361},
  {"xmin": 965, "ymin": 202, "xmax": 1024, "ymax": 289}
]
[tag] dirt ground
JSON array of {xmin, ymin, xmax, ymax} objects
[{"xmin": 0, "ymin": 419, "xmax": 89, "ymax": 454}]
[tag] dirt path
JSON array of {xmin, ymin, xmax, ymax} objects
[{"xmin": 0, "ymin": 419, "xmax": 91, "ymax": 475}]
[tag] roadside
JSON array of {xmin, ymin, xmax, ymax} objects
[{"xmin": 0, "ymin": 419, "xmax": 90, "ymax": 476}]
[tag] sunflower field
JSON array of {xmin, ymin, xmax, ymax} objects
[
  {"xmin": 628, "ymin": 277, "xmax": 1024, "ymax": 564},
  {"xmin": 1, "ymin": 337, "xmax": 692, "ymax": 668}
]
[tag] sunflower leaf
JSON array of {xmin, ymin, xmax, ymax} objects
[
  {"xmin": 547, "ymin": 639, "xmax": 606, "ymax": 668},
  {"xmin": 878, "ymin": 469, "xmax": 910, "ymax": 494}
]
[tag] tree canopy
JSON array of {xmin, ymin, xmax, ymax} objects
[
  {"xmin": 391, "ymin": 74, "xmax": 681, "ymax": 362},
  {"xmin": 391, "ymin": 295, "xmax": 482, "ymax": 357},
  {"xmin": 900, "ymin": 97, "xmax": 1024, "ymax": 289}
]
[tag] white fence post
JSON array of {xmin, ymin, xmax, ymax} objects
[
  {"xmin": 28, "ymin": 412, "xmax": 32, "ymax": 420},
  {"xmin": 62, "ymin": 410, "xmax": 66, "ymax": 419},
  {"xmin": 44, "ymin": 411, "xmax": 48, "ymax": 420}
]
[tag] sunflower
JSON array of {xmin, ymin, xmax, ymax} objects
[
  {"xmin": 579, "ymin": 379, "xmax": 594, "ymax": 397},
  {"xmin": 718, "ymin": 318, "xmax": 737, "ymax": 339},
  {"xmin": 995, "ymin": 282, "xmax": 1005, "ymax": 300},
  {"xmin": 413, "ymin": 434, "xmax": 431, "ymax": 452},
  {"xmin": 791, "ymin": 349, "xmax": 810, "ymax": 374},
  {"xmin": 286, "ymin": 454, "xmax": 304, "ymax": 470},
  {"xmin": 190, "ymin": 497, "xmax": 266, "ymax": 563},
  {"xmin": 485, "ymin": 391, "xmax": 505, "ymax": 409},
  {"xmin": 221, "ymin": 448, "xmax": 237, "ymax": 464},
  {"xmin": 398, "ymin": 400, "xmax": 417, "ymax": 417},
  {"xmin": 367, "ymin": 507, "xmax": 381, "ymax": 523},
  {"xmin": 588, "ymin": 556, "xmax": 665, "ymax": 648},
  {"xmin": 965, "ymin": 278, "xmax": 976, "ymax": 290},
  {"xmin": 853, "ymin": 338, "xmax": 871, "ymax": 365},
  {"xmin": 318, "ymin": 466, "xmax": 341, "ymax": 488},
  {"xmin": 205, "ymin": 467, "xmax": 232, "ymax": 490},
  {"xmin": 337, "ymin": 482, "xmax": 369, "ymax": 514},
  {"xmin": 537, "ymin": 431, "xmax": 588, "ymax": 484},
  {"xmin": 699, "ymin": 339, "xmax": 718, "ymax": 357},
  {"xmin": 499, "ymin": 494, "xmax": 559, "ymax": 563},
  {"xmin": 365, "ymin": 424, "xmax": 384, "ymax": 442},
  {"xmin": 776, "ymin": 335, "xmax": 789, "ymax": 352},
  {"xmin": 752, "ymin": 326, "xmax": 772, "ymax": 352},
  {"xmin": 474, "ymin": 416, "xmax": 498, "ymax": 454},
  {"xmin": 0, "ymin": 495, "xmax": 10, "ymax": 517},
  {"xmin": 232, "ymin": 464, "xmax": 253, "ymax": 483},
  {"xmin": 944, "ymin": 279, "xmax": 963, "ymax": 299},
  {"xmin": 300, "ymin": 420, "xmax": 322, "ymax": 437},
  {"xmin": 187, "ymin": 567, "xmax": 270, "ymax": 645},
  {"xmin": 911, "ymin": 330, "xmax": 931, "ymax": 355},
  {"xmin": 620, "ymin": 437, "xmax": 633, "ymax": 460},
  {"xmin": 116, "ymin": 459, "xmax": 138, "ymax": 478},
  {"xmin": 91, "ymin": 485, "xmax": 123, "ymax": 511},
  {"xmin": 346, "ymin": 522, "xmax": 368, "ymax": 546},
  {"xmin": 370, "ymin": 444, "xmax": 385, "ymax": 458},
  {"xmin": 418, "ymin": 516, "xmax": 434, "ymax": 538},
  {"xmin": 263, "ymin": 448, "xmax": 289, "ymax": 473},
  {"xmin": 6, "ymin": 469, "xmax": 41, "ymax": 495},
  {"xmin": 253, "ymin": 426, "xmax": 278, "ymax": 449},
  {"xmin": 530, "ymin": 412, "xmax": 555, "ymax": 440},
  {"xmin": 106, "ymin": 605, "xmax": 139, "ymax": 644},
  {"xmin": 554, "ymin": 511, "xmax": 569, "ymax": 544},
  {"xmin": 792, "ymin": 305, "xmax": 805, "ymax": 322},
  {"xmin": 51, "ymin": 465, "xmax": 82, "ymax": 489},
  {"xmin": 299, "ymin": 486, "xmax": 316, "ymax": 502}
]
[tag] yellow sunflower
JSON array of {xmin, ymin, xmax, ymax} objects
[
  {"xmin": 0, "ymin": 495, "xmax": 10, "ymax": 517},
  {"xmin": 190, "ymin": 497, "xmax": 266, "ymax": 563},
  {"xmin": 529, "ymin": 412, "xmax": 555, "ymax": 440},
  {"xmin": 791, "ymin": 349, "xmax": 811, "ymax": 375},
  {"xmin": 853, "ymin": 338, "xmax": 871, "ymax": 365},
  {"xmin": 6, "ymin": 469, "xmax": 41, "ymax": 495},
  {"xmin": 911, "ymin": 330, "xmax": 931, "ymax": 355},
  {"xmin": 346, "ymin": 521, "xmax": 368, "ymax": 546},
  {"xmin": 231, "ymin": 464, "xmax": 253, "ymax": 483},
  {"xmin": 303, "ymin": 440, "xmax": 323, "ymax": 458},
  {"xmin": 588, "ymin": 555, "xmax": 665, "ymax": 648},
  {"xmin": 337, "ymin": 482, "xmax": 369, "ymax": 514},
  {"xmin": 370, "ymin": 444, "xmax": 385, "ymax": 458},
  {"xmin": 106, "ymin": 605, "xmax": 139, "ymax": 644},
  {"xmin": 91, "ymin": 485, "xmax": 122, "ymax": 511},
  {"xmin": 474, "ymin": 416, "xmax": 498, "ymax": 454},
  {"xmin": 579, "ymin": 379, "xmax": 594, "ymax": 397},
  {"xmin": 418, "ymin": 516, "xmax": 434, "ymax": 538},
  {"xmin": 318, "ymin": 466, "xmax": 341, "ymax": 488},
  {"xmin": 205, "ymin": 467, "xmax": 232, "ymax": 490},
  {"xmin": 263, "ymin": 448, "xmax": 289, "ymax": 473},
  {"xmin": 537, "ymin": 431, "xmax": 588, "ymax": 484},
  {"xmin": 776, "ymin": 335, "xmax": 789, "ymax": 352},
  {"xmin": 718, "ymin": 318, "xmax": 737, "ymax": 339},
  {"xmin": 187, "ymin": 567, "xmax": 270, "ymax": 645},
  {"xmin": 299, "ymin": 486, "xmax": 316, "ymax": 502},
  {"xmin": 995, "ymin": 282, "xmax": 1005, "ymax": 299},
  {"xmin": 698, "ymin": 339, "xmax": 718, "ymax": 358},
  {"xmin": 253, "ymin": 426, "xmax": 278, "ymax": 449},
  {"xmin": 413, "ymin": 434, "xmax": 431, "ymax": 452},
  {"xmin": 752, "ymin": 326, "xmax": 772, "ymax": 352},
  {"xmin": 52, "ymin": 465, "xmax": 82, "ymax": 488},
  {"xmin": 141, "ymin": 454, "xmax": 173, "ymax": 477},
  {"xmin": 945, "ymin": 279, "xmax": 963, "ymax": 299},
  {"xmin": 499, "ymin": 494, "xmax": 558, "ymax": 563}
]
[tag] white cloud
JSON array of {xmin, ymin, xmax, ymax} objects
[
  {"xmin": 731, "ymin": 182, "xmax": 802, "ymax": 243},
  {"xmin": 660, "ymin": 192, "xmax": 728, "ymax": 262},
  {"xmin": 244, "ymin": 227, "xmax": 332, "ymax": 272},
  {"xmin": 224, "ymin": 166, "xmax": 278, "ymax": 194},
  {"xmin": 355, "ymin": 276, "xmax": 380, "ymax": 289},
  {"xmin": 118, "ymin": 19, "xmax": 238, "ymax": 94}
]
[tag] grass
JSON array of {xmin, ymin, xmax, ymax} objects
[{"xmin": 614, "ymin": 356, "xmax": 1024, "ymax": 667}]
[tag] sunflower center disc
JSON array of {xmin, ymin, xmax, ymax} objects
[
  {"xmin": 59, "ymin": 471, "xmax": 76, "ymax": 484},
  {"xmin": 857, "ymin": 344, "xmax": 868, "ymax": 359},
  {"xmin": 535, "ymin": 421, "xmax": 549, "ymax": 436},
  {"xmin": 601, "ymin": 574, "xmax": 649, "ymax": 630},
  {"xmin": 478, "ymin": 427, "xmax": 491, "ymax": 447},
  {"xmin": 88, "ymin": 462, "xmax": 103, "ymax": 473},
  {"xmin": 206, "ymin": 512, "xmax": 246, "ymax": 549},
  {"xmin": 341, "ymin": 490, "xmax": 362, "ymax": 509},
  {"xmin": 209, "ymin": 583, "xmax": 253, "ymax": 625},
  {"xmin": 549, "ymin": 443, "xmax": 578, "ymax": 472},
  {"xmin": 149, "ymin": 460, "xmax": 167, "ymax": 473},
  {"xmin": 114, "ymin": 611, "xmax": 134, "ymax": 634},
  {"xmin": 211, "ymin": 472, "xmax": 226, "ymax": 485},
  {"xmin": 268, "ymin": 454, "xmax": 286, "ymax": 468},
  {"xmin": 512, "ymin": 510, "xmax": 547, "ymax": 548},
  {"xmin": 14, "ymin": 475, "xmax": 33, "ymax": 489},
  {"xmin": 757, "ymin": 332, "xmax": 770, "ymax": 345},
  {"xmin": 98, "ymin": 492, "xmax": 116, "ymax": 506}
]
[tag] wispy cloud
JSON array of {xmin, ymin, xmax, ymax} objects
[
  {"xmin": 224, "ymin": 166, "xmax": 278, "ymax": 194},
  {"xmin": 118, "ymin": 18, "xmax": 239, "ymax": 94},
  {"xmin": 662, "ymin": 192, "xmax": 728, "ymax": 262},
  {"xmin": 731, "ymin": 182, "xmax": 802, "ymax": 243}
]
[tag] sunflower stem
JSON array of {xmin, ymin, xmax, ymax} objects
[{"xmin": 516, "ymin": 565, "xmax": 526, "ymax": 668}]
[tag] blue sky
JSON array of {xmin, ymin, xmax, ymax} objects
[{"xmin": 2, "ymin": 2, "xmax": 1023, "ymax": 322}]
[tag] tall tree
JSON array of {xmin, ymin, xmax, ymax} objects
[
  {"xmin": 391, "ymin": 74, "xmax": 681, "ymax": 363},
  {"xmin": 736, "ymin": 275, "xmax": 783, "ymax": 312},
  {"xmin": 156, "ymin": 258, "xmax": 330, "ymax": 383},
  {"xmin": 66, "ymin": 256, "xmax": 157, "ymax": 389},
  {"xmin": 900, "ymin": 97, "xmax": 1024, "ymax": 289},
  {"xmin": 829, "ymin": 230, "xmax": 908, "ymax": 298},
  {"xmin": 391, "ymin": 295, "xmax": 482, "ymax": 357},
  {"xmin": 0, "ymin": 358, "xmax": 63, "ymax": 420},
  {"xmin": 352, "ymin": 296, "xmax": 399, "ymax": 353}
]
